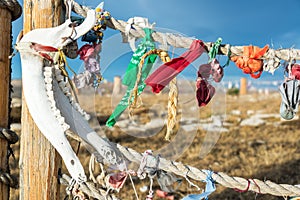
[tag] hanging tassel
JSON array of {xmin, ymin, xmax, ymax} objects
[
  {"xmin": 129, "ymin": 49, "xmax": 178, "ymax": 140},
  {"xmin": 165, "ymin": 77, "xmax": 178, "ymax": 141}
]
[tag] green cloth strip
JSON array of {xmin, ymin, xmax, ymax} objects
[
  {"xmin": 208, "ymin": 37, "xmax": 222, "ymax": 62},
  {"xmin": 106, "ymin": 28, "xmax": 157, "ymax": 127}
]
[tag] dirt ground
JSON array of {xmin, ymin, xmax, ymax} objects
[{"xmin": 8, "ymin": 88, "xmax": 300, "ymax": 200}]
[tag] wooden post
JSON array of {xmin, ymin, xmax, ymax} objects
[
  {"xmin": 112, "ymin": 76, "xmax": 122, "ymax": 95},
  {"xmin": 0, "ymin": 7, "xmax": 13, "ymax": 200},
  {"xmin": 0, "ymin": 1, "xmax": 21, "ymax": 198},
  {"xmin": 20, "ymin": 1, "xmax": 64, "ymax": 199},
  {"xmin": 239, "ymin": 77, "xmax": 247, "ymax": 95}
]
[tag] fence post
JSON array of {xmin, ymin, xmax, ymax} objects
[
  {"xmin": 0, "ymin": 1, "xmax": 21, "ymax": 199},
  {"xmin": 239, "ymin": 77, "xmax": 247, "ymax": 95},
  {"xmin": 20, "ymin": 0, "xmax": 63, "ymax": 199},
  {"xmin": 113, "ymin": 76, "xmax": 122, "ymax": 95}
]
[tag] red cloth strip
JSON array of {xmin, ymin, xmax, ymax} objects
[
  {"xmin": 291, "ymin": 64, "xmax": 300, "ymax": 80},
  {"xmin": 145, "ymin": 40, "xmax": 206, "ymax": 93},
  {"xmin": 30, "ymin": 43, "xmax": 59, "ymax": 52},
  {"xmin": 30, "ymin": 43, "xmax": 59, "ymax": 62}
]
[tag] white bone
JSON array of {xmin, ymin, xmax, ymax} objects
[
  {"xmin": 44, "ymin": 77, "xmax": 52, "ymax": 84},
  {"xmin": 56, "ymin": 74, "xmax": 64, "ymax": 82},
  {"xmin": 62, "ymin": 87, "xmax": 70, "ymax": 94},
  {"xmin": 20, "ymin": 54, "xmax": 86, "ymax": 183},
  {"xmin": 58, "ymin": 81, "xmax": 67, "ymax": 88},
  {"xmin": 47, "ymin": 92, "xmax": 54, "ymax": 99},
  {"xmin": 52, "ymin": 109, "xmax": 61, "ymax": 117},
  {"xmin": 18, "ymin": 9, "xmax": 96, "ymax": 183},
  {"xmin": 45, "ymin": 84, "xmax": 52, "ymax": 91},
  {"xmin": 56, "ymin": 116, "xmax": 66, "ymax": 124},
  {"xmin": 61, "ymin": 124, "xmax": 70, "ymax": 131},
  {"xmin": 53, "ymin": 78, "xmax": 123, "ymax": 167},
  {"xmin": 47, "ymin": 95, "xmax": 55, "ymax": 102},
  {"xmin": 20, "ymin": 10, "xmax": 96, "ymax": 48},
  {"xmin": 44, "ymin": 66, "xmax": 52, "ymax": 72},
  {"xmin": 43, "ymin": 71, "xmax": 52, "ymax": 77}
]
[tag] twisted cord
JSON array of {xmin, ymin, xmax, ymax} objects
[
  {"xmin": 166, "ymin": 77, "xmax": 178, "ymax": 141},
  {"xmin": 0, "ymin": 0, "xmax": 22, "ymax": 21},
  {"xmin": 128, "ymin": 49, "xmax": 178, "ymax": 140},
  {"xmin": 60, "ymin": 174, "xmax": 119, "ymax": 200},
  {"xmin": 70, "ymin": 1, "xmax": 300, "ymax": 197},
  {"xmin": 116, "ymin": 144, "xmax": 300, "ymax": 197},
  {"xmin": 106, "ymin": 18, "xmax": 300, "ymax": 61},
  {"xmin": 0, "ymin": 169, "xmax": 18, "ymax": 189},
  {"xmin": 72, "ymin": 1, "xmax": 300, "ymax": 62},
  {"xmin": 129, "ymin": 49, "xmax": 170, "ymax": 109},
  {"xmin": 0, "ymin": 127, "xmax": 18, "ymax": 144}
]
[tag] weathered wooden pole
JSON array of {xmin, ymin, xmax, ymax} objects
[
  {"xmin": 112, "ymin": 76, "xmax": 122, "ymax": 95},
  {"xmin": 239, "ymin": 77, "xmax": 247, "ymax": 95},
  {"xmin": 0, "ymin": 1, "xmax": 21, "ymax": 199},
  {"xmin": 20, "ymin": 0, "xmax": 64, "ymax": 199}
]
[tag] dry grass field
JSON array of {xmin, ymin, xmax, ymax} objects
[{"xmin": 8, "ymin": 81, "xmax": 300, "ymax": 200}]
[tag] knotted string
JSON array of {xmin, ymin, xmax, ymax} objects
[
  {"xmin": 208, "ymin": 37, "xmax": 222, "ymax": 62},
  {"xmin": 182, "ymin": 170, "xmax": 216, "ymax": 200}
]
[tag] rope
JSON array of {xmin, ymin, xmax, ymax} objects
[
  {"xmin": 129, "ymin": 49, "xmax": 170, "ymax": 109},
  {"xmin": 72, "ymin": 1, "xmax": 300, "ymax": 63},
  {"xmin": 0, "ymin": 169, "xmax": 18, "ymax": 189},
  {"xmin": 166, "ymin": 77, "xmax": 178, "ymax": 141},
  {"xmin": 0, "ymin": 0, "xmax": 22, "ymax": 21},
  {"xmin": 116, "ymin": 144, "xmax": 300, "ymax": 197},
  {"xmin": 60, "ymin": 174, "xmax": 119, "ymax": 200},
  {"xmin": 128, "ymin": 49, "xmax": 178, "ymax": 140},
  {"xmin": 0, "ymin": 127, "xmax": 18, "ymax": 144},
  {"xmin": 68, "ymin": 1, "xmax": 300, "ymax": 198}
]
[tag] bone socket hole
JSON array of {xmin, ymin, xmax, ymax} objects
[{"xmin": 70, "ymin": 159, "xmax": 75, "ymax": 165}]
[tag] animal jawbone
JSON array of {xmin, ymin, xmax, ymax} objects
[
  {"xmin": 21, "ymin": 54, "xmax": 87, "ymax": 183},
  {"xmin": 18, "ymin": 9, "xmax": 124, "ymax": 183}
]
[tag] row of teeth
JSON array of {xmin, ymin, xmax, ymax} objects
[
  {"xmin": 44, "ymin": 65, "xmax": 70, "ymax": 131},
  {"xmin": 53, "ymin": 64, "xmax": 90, "ymax": 121}
]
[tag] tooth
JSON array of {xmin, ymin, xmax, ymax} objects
[
  {"xmin": 56, "ymin": 74, "xmax": 64, "ymax": 81},
  {"xmin": 84, "ymin": 114, "xmax": 91, "ymax": 121},
  {"xmin": 56, "ymin": 116, "xmax": 65, "ymax": 124},
  {"xmin": 62, "ymin": 87, "xmax": 70, "ymax": 94},
  {"xmin": 47, "ymin": 91, "xmax": 54, "ymax": 98},
  {"xmin": 44, "ymin": 77, "xmax": 52, "ymax": 84},
  {"xmin": 55, "ymin": 68, "xmax": 61, "ymax": 74},
  {"xmin": 73, "ymin": 103, "xmax": 82, "ymax": 111},
  {"xmin": 52, "ymin": 109, "xmax": 61, "ymax": 117},
  {"xmin": 61, "ymin": 124, "xmax": 70, "ymax": 131},
  {"xmin": 44, "ymin": 66, "xmax": 52, "ymax": 72},
  {"xmin": 44, "ymin": 71, "xmax": 52, "ymax": 77},
  {"xmin": 68, "ymin": 96, "xmax": 74, "ymax": 102},
  {"xmin": 45, "ymin": 84, "xmax": 52, "ymax": 91},
  {"xmin": 59, "ymin": 81, "xmax": 66, "ymax": 88},
  {"xmin": 65, "ymin": 92, "xmax": 72, "ymax": 97}
]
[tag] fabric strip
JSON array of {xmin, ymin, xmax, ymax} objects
[
  {"xmin": 145, "ymin": 40, "xmax": 206, "ymax": 93},
  {"xmin": 106, "ymin": 28, "xmax": 156, "ymax": 127}
]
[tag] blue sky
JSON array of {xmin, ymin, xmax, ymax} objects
[{"xmin": 11, "ymin": 0, "xmax": 300, "ymax": 84}]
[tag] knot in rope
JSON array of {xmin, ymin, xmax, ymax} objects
[
  {"xmin": 263, "ymin": 49, "xmax": 281, "ymax": 74},
  {"xmin": 0, "ymin": 0, "xmax": 22, "ymax": 21},
  {"xmin": 0, "ymin": 127, "xmax": 18, "ymax": 144},
  {"xmin": 0, "ymin": 169, "xmax": 18, "ymax": 189}
]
